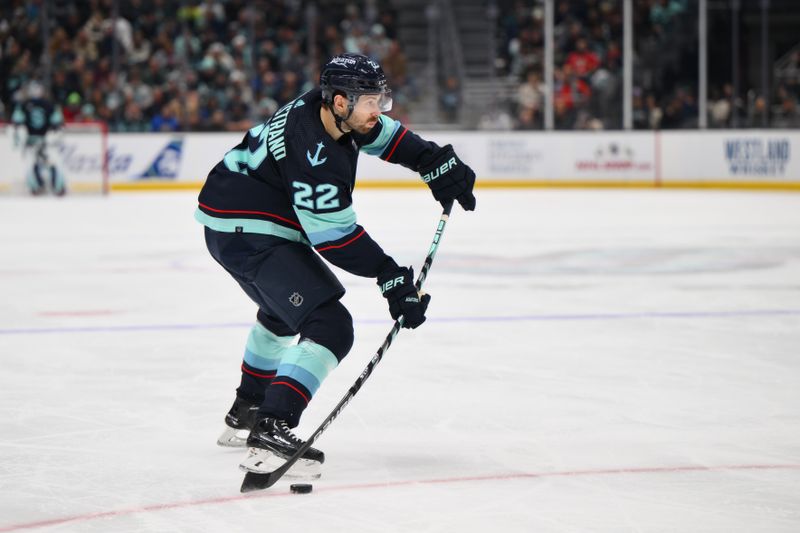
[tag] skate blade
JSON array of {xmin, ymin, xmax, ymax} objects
[
  {"xmin": 216, "ymin": 427, "xmax": 249, "ymax": 448},
  {"xmin": 239, "ymin": 447, "xmax": 321, "ymax": 479}
]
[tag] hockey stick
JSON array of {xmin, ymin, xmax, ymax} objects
[{"xmin": 241, "ymin": 200, "xmax": 455, "ymax": 492}]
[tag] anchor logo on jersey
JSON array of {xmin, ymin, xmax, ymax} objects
[{"xmin": 306, "ymin": 142, "xmax": 328, "ymax": 167}]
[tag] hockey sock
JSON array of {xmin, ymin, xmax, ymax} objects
[
  {"xmin": 239, "ymin": 322, "xmax": 296, "ymax": 402},
  {"xmin": 50, "ymin": 165, "xmax": 66, "ymax": 196},
  {"xmin": 259, "ymin": 339, "xmax": 338, "ymax": 427},
  {"xmin": 27, "ymin": 163, "xmax": 45, "ymax": 195}
]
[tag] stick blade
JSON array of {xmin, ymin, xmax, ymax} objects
[{"xmin": 240, "ymin": 471, "xmax": 282, "ymax": 492}]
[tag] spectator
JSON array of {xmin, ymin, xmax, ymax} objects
[
  {"xmin": 73, "ymin": 26, "xmax": 98, "ymax": 64},
  {"xmin": 1, "ymin": 0, "xmax": 407, "ymax": 132},
  {"xmin": 557, "ymin": 64, "xmax": 591, "ymax": 111},
  {"xmin": 589, "ymin": 55, "xmax": 620, "ymax": 126},
  {"xmin": 780, "ymin": 52, "xmax": 800, "ymax": 98},
  {"xmin": 478, "ymin": 107, "xmax": 515, "ymax": 130},
  {"xmin": 565, "ymin": 38, "xmax": 599, "ymax": 79},
  {"xmin": 709, "ymin": 85, "xmax": 732, "ymax": 128},
  {"xmin": 440, "ymin": 76, "xmax": 461, "ymax": 123},
  {"xmin": 128, "ymin": 29, "xmax": 152, "ymax": 65},
  {"xmin": 646, "ymin": 94, "xmax": 663, "ymax": 129},
  {"xmin": 174, "ymin": 26, "xmax": 202, "ymax": 66},
  {"xmin": 660, "ymin": 96, "xmax": 684, "ymax": 129},
  {"xmin": 102, "ymin": 11, "xmax": 133, "ymax": 56},
  {"xmin": 150, "ymin": 100, "xmax": 180, "ymax": 132},
  {"xmin": 62, "ymin": 92, "xmax": 83, "ymax": 122},
  {"xmin": 382, "ymin": 40, "xmax": 408, "ymax": 82},
  {"xmin": 773, "ymin": 91, "xmax": 800, "ymax": 128},
  {"xmin": 77, "ymin": 102, "xmax": 98, "ymax": 123},
  {"xmin": 121, "ymin": 100, "xmax": 149, "ymax": 132},
  {"xmin": 123, "ymin": 67, "xmax": 155, "ymax": 111},
  {"xmin": 366, "ymin": 24, "xmax": 392, "ymax": 61},
  {"xmin": 516, "ymin": 104, "xmax": 539, "ymax": 130},
  {"xmin": 517, "ymin": 70, "xmax": 544, "ymax": 113},
  {"xmin": 632, "ymin": 92, "xmax": 648, "ymax": 129},
  {"xmin": 650, "ymin": 0, "xmax": 687, "ymax": 32},
  {"xmin": 554, "ymin": 95, "xmax": 577, "ymax": 129},
  {"xmin": 746, "ymin": 95, "xmax": 768, "ymax": 128},
  {"xmin": 508, "ymin": 26, "xmax": 543, "ymax": 78}
]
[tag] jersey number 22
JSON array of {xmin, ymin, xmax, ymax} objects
[{"xmin": 292, "ymin": 181, "xmax": 340, "ymax": 210}]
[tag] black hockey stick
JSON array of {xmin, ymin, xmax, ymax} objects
[{"xmin": 241, "ymin": 200, "xmax": 455, "ymax": 492}]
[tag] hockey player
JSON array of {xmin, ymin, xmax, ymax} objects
[
  {"xmin": 12, "ymin": 82, "xmax": 67, "ymax": 196},
  {"xmin": 195, "ymin": 53, "xmax": 476, "ymax": 475}
]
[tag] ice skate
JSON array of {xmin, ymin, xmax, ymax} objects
[
  {"xmin": 239, "ymin": 417, "xmax": 324, "ymax": 479},
  {"xmin": 216, "ymin": 397, "xmax": 260, "ymax": 448}
]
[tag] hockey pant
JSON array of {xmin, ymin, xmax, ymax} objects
[{"xmin": 204, "ymin": 228, "xmax": 354, "ymax": 427}]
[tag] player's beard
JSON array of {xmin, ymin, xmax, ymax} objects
[{"xmin": 345, "ymin": 114, "xmax": 379, "ymax": 134}]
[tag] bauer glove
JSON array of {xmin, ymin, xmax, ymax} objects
[
  {"xmin": 418, "ymin": 144, "xmax": 476, "ymax": 211},
  {"xmin": 377, "ymin": 266, "xmax": 431, "ymax": 329}
]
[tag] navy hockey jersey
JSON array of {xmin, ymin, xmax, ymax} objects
[
  {"xmin": 195, "ymin": 88, "xmax": 439, "ymax": 278},
  {"xmin": 12, "ymin": 98, "xmax": 63, "ymax": 137}
]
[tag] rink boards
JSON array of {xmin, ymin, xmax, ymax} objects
[{"xmin": 2, "ymin": 128, "xmax": 798, "ymax": 192}]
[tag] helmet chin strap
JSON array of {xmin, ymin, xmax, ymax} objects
[
  {"xmin": 328, "ymin": 92, "xmax": 365, "ymax": 134},
  {"xmin": 329, "ymin": 101, "xmax": 355, "ymax": 134}
]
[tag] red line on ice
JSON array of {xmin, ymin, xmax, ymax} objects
[{"xmin": 1, "ymin": 463, "xmax": 798, "ymax": 532}]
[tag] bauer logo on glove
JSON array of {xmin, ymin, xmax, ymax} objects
[
  {"xmin": 377, "ymin": 266, "xmax": 431, "ymax": 329},
  {"xmin": 418, "ymin": 145, "xmax": 476, "ymax": 211},
  {"xmin": 420, "ymin": 156, "xmax": 458, "ymax": 183},
  {"xmin": 379, "ymin": 275, "xmax": 406, "ymax": 294}
]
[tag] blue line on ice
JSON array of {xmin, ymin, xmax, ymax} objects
[{"xmin": 1, "ymin": 309, "xmax": 799, "ymax": 335}]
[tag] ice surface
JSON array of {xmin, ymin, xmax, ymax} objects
[{"xmin": 1, "ymin": 189, "xmax": 799, "ymax": 532}]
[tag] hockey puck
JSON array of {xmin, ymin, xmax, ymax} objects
[{"xmin": 290, "ymin": 483, "xmax": 313, "ymax": 494}]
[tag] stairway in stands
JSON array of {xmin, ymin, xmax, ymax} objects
[
  {"xmin": 391, "ymin": 0, "xmax": 440, "ymax": 128},
  {"xmin": 393, "ymin": 0, "xmax": 517, "ymax": 128},
  {"xmin": 450, "ymin": 0, "xmax": 518, "ymax": 127}
]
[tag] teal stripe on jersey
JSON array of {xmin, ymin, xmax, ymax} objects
[
  {"xmin": 360, "ymin": 115, "xmax": 401, "ymax": 156},
  {"xmin": 274, "ymin": 340, "xmax": 338, "ymax": 396},
  {"xmin": 305, "ymin": 224, "xmax": 358, "ymax": 245},
  {"xmin": 242, "ymin": 322, "xmax": 296, "ymax": 371},
  {"xmin": 194, "ymin": 208, "xmax": 309, "ymax": 244},
  {"xmin": 294, "ymin": 205, "xmax": 358, "ymax": 246}
]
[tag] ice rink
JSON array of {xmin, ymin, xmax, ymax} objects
[{"xmin": 1, "ymin": 188, "xmax": 799, "ymax": 532}]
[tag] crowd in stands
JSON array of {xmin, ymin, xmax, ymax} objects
[
  {"xmin": 496, "ymin": 0, "xmax": 625, "ymax": 130},
  {"xmin": 0, "ymin": 0, "xmax": 410, "ymax": 132},
  {"xmin": 3, "ymin": 0, "xmax": 798, "ymax": 132},
  {"xmin": 496, "ymin": 0, "xmax": 800, "ymax": 130}
]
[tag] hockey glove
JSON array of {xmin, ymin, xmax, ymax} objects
[
  {"xmin": 419, "ymin": 144, "xmax": 476, "ymax": 211},
  {"xmin": 377, "ymin": 266, "xmax": 431, "ymax": 329}
]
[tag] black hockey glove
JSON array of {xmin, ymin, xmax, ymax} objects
[
  {"xmin": 419, "ymin": 144, "xmax": 476, "ymax": 211},
  {"xmin": 377, "ymin": 266, "xmax": 431, "ymax": 329}
]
